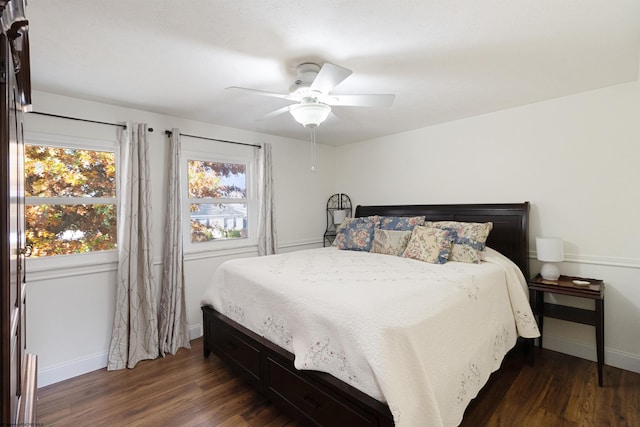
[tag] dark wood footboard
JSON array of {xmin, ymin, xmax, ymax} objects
[{"xmin": 202, "ymin": 306, "xmax": 394, "ymax": 427}]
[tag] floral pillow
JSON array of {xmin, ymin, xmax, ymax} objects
[
  {"xmin": 377, "ymin": 216, "xmax": 426, "ymax": 231},
  {"xmin": 370, "ymin": 229, "xmax": 412, "ymax": 256},
  {"xmin": 334, "ymin": 216, "xmax": 380, "ymax": 251},
  {"xmin": 332, "ymin": 216, "xmax": 360, "ymax": 247},
  {"xmin": 331, "ymin": 218, "xmax": 350, "ymax": 247},
  {"xmin": 402, "ymin": 226, "xmax": 453, "ymax": 264},
  {"xmin": 424, "ymin": 221, "xmax": 493, "ymax": 263}
]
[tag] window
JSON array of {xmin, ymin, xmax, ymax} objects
[
  {"xmin": 25, "ymin": 144, "xmax": 117, "ymax": 257},
  {"xmin": 187, "ymin": 159, "xmax": 248, "ymax": 243},
  {"xmin": 182, "ymin": 142, "xmax": 257, "ymax": 252}
]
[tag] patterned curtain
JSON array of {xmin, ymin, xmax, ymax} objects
[
  {"xmin": 257, "ymin": 142, "xmax": 277, "ymax": 256},
  {"xmin": 107, "ymin": 122, "xmax": 159, "ymax": 370},
  {"xmin": 158, "ymin": 129, "xmax": 191, "ymax": 355}
]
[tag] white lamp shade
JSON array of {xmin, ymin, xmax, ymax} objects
[
  {"xmin": 289, "ymin": 103, "xmax": 331, "ymax": 128},
  {"xmin": 333, "ymin": 209, "xmax": 347, "ymax": 225},
  {"xmin": 536, "ymin": 237, "xmax": 564, "ymax": 262}
]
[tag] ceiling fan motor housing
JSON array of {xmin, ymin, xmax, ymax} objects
[{"xmin": 290, "ymin": 63, "xmax": 321, "ymax": 97}]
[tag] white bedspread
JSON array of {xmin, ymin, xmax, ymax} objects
[{"xmin": 201, "ymin": 247, "xmax": 539, "ymax": 427}]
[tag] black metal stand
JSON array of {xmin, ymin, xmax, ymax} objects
[{"xmin": 323, "ymin": 193, "xmax": 351, "ymax": 247}]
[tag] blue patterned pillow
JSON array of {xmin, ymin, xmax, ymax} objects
[
  {"xmin": 334, "ymin": 216, "xmax": 380, "ymax": 251},
  {"xmin": 378, "ymin": 216, "xmax": 426, "ymax": 231}
]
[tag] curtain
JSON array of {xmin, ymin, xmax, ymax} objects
[
  {"xmin": 107, "ymin": 122, "xmax": 159, "ymax": 370},
  {"xmin": 158, "ymin": 129, "xmax": 191, "ymax": 356},
  {"xmin": 257, "ymin": 142, "xmax": 277, "ymax": 256}
]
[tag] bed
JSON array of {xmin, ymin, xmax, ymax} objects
[{"xmin": 201, "ymin": 202, "xmax": 539, "ymax": 426}]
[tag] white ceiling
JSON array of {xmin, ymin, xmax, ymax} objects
[{"xmin": 27, "ymin": 0, "xmax": 640, "ymax": 145}]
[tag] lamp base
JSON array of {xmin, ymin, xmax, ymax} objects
[{"xmin": 540, "ymin": 262, "xmax": 560, "ymax": 281}]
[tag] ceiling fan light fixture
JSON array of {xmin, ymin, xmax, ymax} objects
[{"xmin": 289, "ymin": 102, "xmax": 331, "ymax": 128}]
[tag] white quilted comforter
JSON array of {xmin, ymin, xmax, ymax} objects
[{"xmin": 201, "ymin": 247, "xmax": 540, "ymax": 427}]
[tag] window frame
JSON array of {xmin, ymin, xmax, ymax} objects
[
  {"xmin": 181, "ymin": 147, "xmax": 258, "ymax": 253},
  {"xmin": 24, "ymin": 131, "xmax": 120, "ymax": 267}
]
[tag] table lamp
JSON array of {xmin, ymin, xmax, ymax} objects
[{"xmin": 536, "ymin": 237, "xmax": 564, "ymax": 280}]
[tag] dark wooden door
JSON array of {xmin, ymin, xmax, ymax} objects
[{"xmin": 1, "ymin": 29, "xmax": 26, "ymax": 425}]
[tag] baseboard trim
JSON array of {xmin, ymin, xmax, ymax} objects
[
  {"xmin": 39, "ymin": 325, "xmax": 204, "ymax": 387},
  {"xmin": 542, "ymin": 333, "xmax": 640, "ymax": 374},
  {"xmin": 190, "ymin": 323, "xmax": 202, "ymax": 340},
  {"xmin": 38, "ymin": 351, "xmax": 108, "ymax": 388}
]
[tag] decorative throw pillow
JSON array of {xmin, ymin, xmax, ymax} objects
[
  {"xmin": 370, "ymin": 229, "xmax": 412, "ymax": 256},
  {"xmin": 425, "ymin": 221, "xmax": 493, "ymax": 263},
  {"xmin": 334, "ymin": 216, "xmax": 380, "ymax": 251},
  {"xmin": 377, "ymin": 216, "xmax": 426, "ymax": 231},
  {"xmin": 331, "ymin": 217, "xmax": 351, "ymax": 247},
  {"xmin": 402, "ymin": 226, "xmax": 453, "ymax": 264}
]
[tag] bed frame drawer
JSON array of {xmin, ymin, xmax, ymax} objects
[
  {"xmin": 266, "ymin": 357, "xmax": 377, "ymax": 427},
  {"xmin": 203, "ymin": 306, "xmax": 394, "ymax": 427},
  {"xmin": 210, "ymin": 323, "xmax": 261, "ymax": 381}
]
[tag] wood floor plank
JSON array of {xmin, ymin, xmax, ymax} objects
[{"xmin": 38, "ymin": 338, "xmax": 640, "ymax": 426}]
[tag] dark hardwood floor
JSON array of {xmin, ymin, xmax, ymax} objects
[{"xmin": 37, "ymin": 338, "xmax": 640, "ymax": 426}]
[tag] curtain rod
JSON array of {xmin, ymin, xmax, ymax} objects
[
  {"xmin": 30, "ymin": 111, "xmax": 154, "ymax": 132},
  {"xmin": 164, "ymin": 130, "xmax": 261, "ymax": 149}
]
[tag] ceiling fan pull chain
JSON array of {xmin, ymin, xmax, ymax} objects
[{"xmin": 310, "ymin": 128, "xmax": 317, "ymax": 173}]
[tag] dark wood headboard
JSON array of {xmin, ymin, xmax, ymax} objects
[{"xmin": 355, "ymin": 202, "xmax": 530, "ymax": 280}]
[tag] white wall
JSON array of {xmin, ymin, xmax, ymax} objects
[
  {"xmin": 335, "ymin": 79, "xmax": 640, "ymax": 374},
  {"xmin": 25, "ymin": 91, "xmax": 336, "ymax": 386}
]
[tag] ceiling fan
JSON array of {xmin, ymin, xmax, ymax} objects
[{"xmin": 226, "ymin": 62, "xmax": 395, "ymax": 128}]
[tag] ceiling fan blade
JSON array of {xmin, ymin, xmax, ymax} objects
[
  {"xmin": 226, "ymin": 86, "xmax": 293, "ymax": 100},
  {"xmin": 310, "ymin": 63, "xmax": 353, "ymax": 94},
  {"xmin": 324, "ymin": 94, "xmax": 395, "ymax": 108},
  {"xmin": 260, "ymin": 105, "xmax": 291, "ymax": 120}
]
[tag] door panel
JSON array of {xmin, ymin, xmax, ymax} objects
[{"xmin": 1, "ymin": 30, "xmax": 25, "ymax": 426}]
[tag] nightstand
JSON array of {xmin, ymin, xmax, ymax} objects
[{"xmin": 528, "ymin": 274, "xmax": 605, "ymax": 386}]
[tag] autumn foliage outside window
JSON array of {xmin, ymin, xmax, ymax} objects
[
  {"xmin": 25, "ymin": 145, "xmax": 117, "ymax": 257},
  {"xmin": 187, "ymin": 160, "xmax": 247, "ymax": 243}
]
